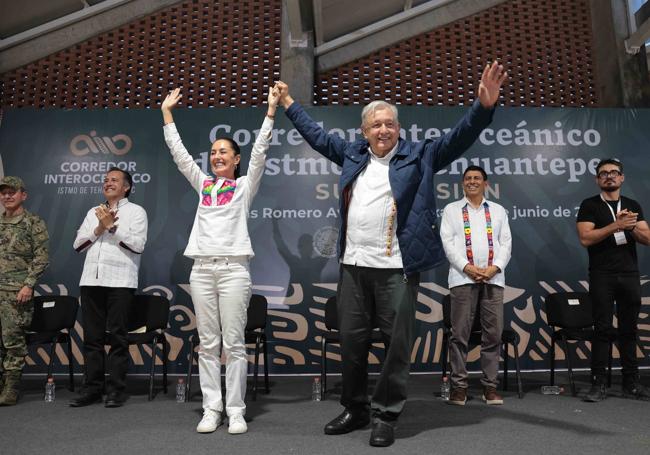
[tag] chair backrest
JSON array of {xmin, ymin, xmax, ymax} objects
[
  {"xmin": 442, "ymin": 294, "xmax": 482, "ymax": 332},
  {"xmin": 128, "ymin": 295, "xmax": 170, "ymax": 332},
  {"xmin": 29, "ymin": 295, "xmax": 79, "ymax": 333},
  {"xmin": 246, "ymin": 294, "xmax": 267, "ymax": 331},
  {"xmin": 544, "ymin": 292, "xmax": 593, "ymax": 329},
  {"xmin": 324, "ymin": 296, "xmax": 338, "ymax": 331}
]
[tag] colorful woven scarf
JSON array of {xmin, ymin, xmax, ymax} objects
[
  {"xmin": 462, "ymin": 202, "xmax": 494, "ymax": 266},
  {"xmin": 201, "ymin": 177, "xmax": 237, "ymax": 206}
]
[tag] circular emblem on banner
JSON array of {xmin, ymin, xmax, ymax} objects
[{"xmin": 313, "ymin": 226, "xmax": 339, "ymax": 258}]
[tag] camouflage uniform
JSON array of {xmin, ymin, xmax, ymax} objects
[{"xmin": 0, "ymin": 179, "xmax": 49, "ymax": 380}]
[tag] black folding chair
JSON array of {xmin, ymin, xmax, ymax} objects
[
  {"xmin": 123, "ymin": 294, "xmax": 170, "ymax": 400},
  {"xmin": 26, "ymin": 295, "xmax": 79, "ymax": 391},
  {"xmin": 440, "ymin": 294, "xmax": 523, "ymax": 398},
  {"xmin": 320, "ymin": 296, "xmax": 385, "ymax": 396},
  {"xmin": 186, "ymin": 294, "xmax": 270, "ymax": 402},
  {"xmin": 544, "ymin": 292, "xmax": 613, "ymax": 396}
]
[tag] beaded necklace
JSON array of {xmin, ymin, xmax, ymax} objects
[{"xmin": 462, "ymin": 201, "xmax": 494, "ymax": 266}]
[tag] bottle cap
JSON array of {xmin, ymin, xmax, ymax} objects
[
  {"xmin": 47, "ymin": 377, "xmax": 54, "ymax": 383},
  {"xmin": 314, "ymin": 377, "xmax": 320, "ymax": 383},
  {"xmin": 178, "ymin": 378, "xmax": 184, "ymax": 383}
]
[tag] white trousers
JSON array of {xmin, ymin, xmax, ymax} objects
[{"xmin": 190, "ymin": 256, "xmax": 251, "ymax": 417}]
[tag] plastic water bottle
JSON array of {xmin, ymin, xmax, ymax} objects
[
  {"xmin": 312, "ymin": 377, "xmax": 322, "ymax": 401},
  {"xmin": 440, "ymin": 376, "xmax": 450, "ymax": 401},
  {"xmin": 541, "ymin": 385, "xmax": 563, "ymax": 395},
  {"xmin": 176, "ymin": 378, "xmax": 186, "ymax": 403},
  {"xmin": 44, "ymin": 376, "xmax": 56, "ymax": 402}
]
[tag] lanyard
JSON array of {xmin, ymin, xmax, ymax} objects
[
  {"xmin": 599, "ymin": 194, "xmax": 621, "ymax": 222},
  {"xmin": 462, "ymin": 202, "xmax": 494, "ymax": 266}
]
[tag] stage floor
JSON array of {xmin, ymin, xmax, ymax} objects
[{"xmin": 1, "ymin": 371, "xmax": 649, "ymax": 455}]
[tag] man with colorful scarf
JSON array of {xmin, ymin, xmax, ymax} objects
[{"xmin": 440, "ymin": 165, "xmax": 512, "ymax": 406}]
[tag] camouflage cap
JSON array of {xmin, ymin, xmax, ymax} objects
[{"xmin": 0, "ymin": 176, "xmax": 26, "ymax": 191}]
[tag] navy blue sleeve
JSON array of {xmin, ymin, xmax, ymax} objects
[
  {"xmin": 427, "ymin": 100, "xmax": 495, "ymax": 173},
  {"xmin": 285, "ymin": 102, "xmax": 350, "ymax": 167}
]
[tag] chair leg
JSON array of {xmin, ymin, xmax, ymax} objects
[
  {"xmin": 512, "ymin": 342, "xmax": 523, "ymax": 399},
  {"xmin": 321, "ymin": 338, "xmax": 328, "ymax": 395},
  {"xmin": 162, "ymin": 338, "xmax": 168, "ymax": 394},
  {"xmin": 440, "ymin": 334, "xmax": 449, "ymax": 379},
  {"xmin": 607, "ymin": 341, "xmax": 613, "ymax": 388},
  {"xmin": 67, "ymin": 338, "xmax": 75, "ymax": 392},
  {"xmin": 46, "ymin": 341, "xmax": 56, "ymax": 390},
  {"xmin": 185, "ymin": 338, "xmax": 195, "ymax": 402},
  {"xmin": 262, "ymin": 335, "xmax": 269, "ymax": 394},
  {"xmin": 148, "ymin": 341, "xmax": 157, "ymax": 401},
  {"xmin": 502, "ymin": 341, "xmax": 509, "ymax": 391},
  {"xmin": 550, "ymin": 337, "xmax": 556, "ymax": 386},
  {"xmin": 564, "ymin": 340, "xmax": 576, "ymax": 397},
  {"xmin": 252, "ymin": 335, "xmax": 261, "ymax": 401}
]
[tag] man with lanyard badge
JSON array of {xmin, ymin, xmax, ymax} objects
[{"xmin": 577, "ymin": 158, "xmax": 650, "ymax": 402}]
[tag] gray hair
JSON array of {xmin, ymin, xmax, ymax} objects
[{"xmin": 361, "ymin": 100, "xmax": 399, "ymax": 126}]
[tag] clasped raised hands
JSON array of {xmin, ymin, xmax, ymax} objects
[
  {"xmin": 95, "ymin": 204, "xmax": 118, "ymax": 233},
  {"xmin": 616, "ymin": 209, "xmax": 638, "ymax": 231}
]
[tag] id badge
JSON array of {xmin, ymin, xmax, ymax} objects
[{"xmin": 614, "ymin": 231, "xmax": 627, "ymax": 246}]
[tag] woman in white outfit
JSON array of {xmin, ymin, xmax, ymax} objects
[{"xmin": 161, "ymin": 87, "xmax": 278, "ymax": 434}]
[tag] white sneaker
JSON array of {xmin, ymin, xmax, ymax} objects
[
  {"xmin": 228, "ymin": 414, "xmax": 248, "ymax": 434},
  {"xmin": 196, "ymin": 409, "xmax": 222, "ymax": 433}
]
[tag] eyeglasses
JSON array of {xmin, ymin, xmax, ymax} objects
[{"xmin": 597, "ymin": 170, "xmax": 622, "ymax": 179}]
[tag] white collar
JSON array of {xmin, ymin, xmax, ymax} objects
[{"xmin": 368, "ymin": 143, "xmax": 398, "ymax": 161}]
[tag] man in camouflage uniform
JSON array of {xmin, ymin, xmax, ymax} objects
[{"xmin": 0, "ymin": 176, "xmax": 49, "ymax": 405}]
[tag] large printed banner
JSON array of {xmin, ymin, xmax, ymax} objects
[{"xmin": 1, "ymin": 105, "xmax": 649, "ymax": 375}]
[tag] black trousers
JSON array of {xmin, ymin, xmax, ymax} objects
[
  {"xmin": 80, "ymin": 286, "xmax": 134, "ymax": 394},
  {"xmin": 589, "ymin": 272, "xmax": 641, "ymax": 380},
  {"xmin": 337, "ymin": 264, "xmax": 419, "ymax": 421}
]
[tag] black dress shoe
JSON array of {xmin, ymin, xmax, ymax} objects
[
  {"xmin": 324, "ymin": 410, "xmax": 370, "ymax": 435},
  {"xmin": 105, "ymin": 391, "xmax": 127, "ymax": 408},
  {"xmin": 69, "ymin": 391, "xmax": 103, "ymax": 407},
  {"xmin": 369, "ymin": 420, "xmax": 395, "ymax": 447}
]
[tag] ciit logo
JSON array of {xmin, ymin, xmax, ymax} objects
[{"xmin": 70, "ymin": 131, "xmax": 132, "ymax": 156}]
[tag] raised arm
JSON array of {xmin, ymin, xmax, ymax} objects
[
  {"xmin": 276, "ymin": 81, "xmax": 349, "ymax": 167},
  {"xmin": 427, "ymin": 61, "xmax": 507, "ymax": 173},
  {"xmin": 161, "ymin": 88, "xmax": 206, "ymax": 192},
  {"xmin": 245, "ymin": 86, "xmax": 279, "ymax": 201},
  {"xmin": 478, "ymin": 61, "xmax": 508, "ymax": 109},
  {"xmin": 161, "ymin": 88, "xmax": 181, "ymax": 125}
]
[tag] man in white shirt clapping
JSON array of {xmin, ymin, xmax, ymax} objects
[
  {"xmin": 440, "ymin": 165, "xmax": 512, "ymax": 406},
  {"xmin": 70, "ymin": 168, "xmax": 148, "ymax": 408}
]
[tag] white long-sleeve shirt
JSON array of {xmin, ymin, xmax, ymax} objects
[
  {"xmin": 440, "ymin": 197, "xmax": 512, "ymax": 288},
  {"xmin": 74, "ymin": 198, "xmax": 148, "ymax": 288},
  {"xmin": 342, "ymin": 145, "xmax": 403, "ymax": 268},
  {"xmin": 163, "ymin": 116, "xmax": 273, "ymax": 259}
]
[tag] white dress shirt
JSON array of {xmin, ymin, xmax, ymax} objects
[
  {"xmin": 342, "ymin": 145, "xmax": 403, "ymax": 269},
  {"xmin": 440, "ymin": 197, "xmax": 511, "ymax": 288},
  {"xmin": 74, "ymin": 198, "xmax": 148, "ymax": 288},
  {"xmin": 163, "ymin": 116, "xmax": 273, "ymax": 259}
]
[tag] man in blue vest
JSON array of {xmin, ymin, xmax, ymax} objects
[{"xmin": 275, "ymin": 62, "xmax": 506, "ymax": 447}]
